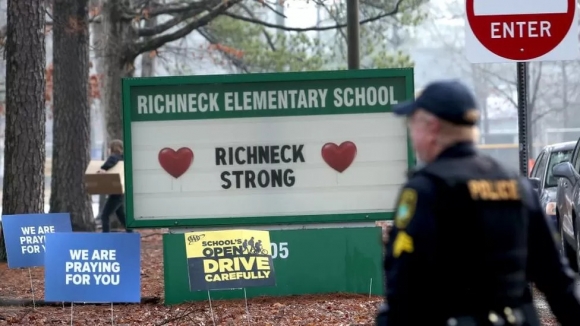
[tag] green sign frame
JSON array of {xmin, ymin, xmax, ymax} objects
[
  {"xmin": 122, "ymin": 68, "xmax": 415, "ymax": 229},
  {"xmin": 163, "ymin": 227, "xmax": 385, "ymax": 305}
]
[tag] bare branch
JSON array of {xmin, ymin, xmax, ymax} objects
[
  {"xmin": 45, "ymin": 8, "xmax": 54, "ymax": 21},
  {"xmin": 252, "ymin": 0, "xmax": 287, "ymax": 19},
  {"xmin": 147, "ymin": 1, "xmax": 205, "ymax": 17},
  {"xmin": 473, "ymin": 65, "xmax": 518, "ymax": 108},
  {"xmin": 532, "ymin": 106, "xmax": 562, "ymax": 124},
  {"xmin": 528, "ymin": 62, "xmax": 543, "ymax": 112},
  {"xmin": 237, "ymin": 3, "xmax": 276, "ymax": 51},
  {"xmin": 130, "ymin": 0, "xmax": 242, "ymax": 60},
  {"xmin": 131, "ymin": 0, "xmax": 222, "ymax": 20},
  {"xmin": 477, "ymin": 65, "xmax": 516, "ymax": 87},
  {"xmin": 89, "ymin": 15, "xmax": 101, "ymax": 23},
  {"xmin": 313, "ymin": 2, "xmax": 347, "ymax": 40},
  {"xmin": 223, "ymin": 0, "xmax": 404, "ymax": 32},
  {"xmin": 197, "ymin": 26, "xmax": 250, "ymax": 73},
  {"xmin": 138, "ymin": 8, "xmax": 200, "ymax": 37}
]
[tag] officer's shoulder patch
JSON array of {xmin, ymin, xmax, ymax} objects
[
  {"xmin": 393, "ymin": 231, "xmax": 414, "ymax": 258},
  {"xmin": 394, "ymin": 188, "xmax": 417, "ymax": 229}
]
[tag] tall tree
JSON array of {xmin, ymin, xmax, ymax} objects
[
  {"xmin": 49, "ymin": 0, "xmax": 94, "ymax": 231},
  {"xmin": 0, "ymin": 0, "xmax": 47, "ymax": 260}
]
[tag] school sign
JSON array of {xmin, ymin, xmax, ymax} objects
[
  {"xmin": 122, "ymin": 69, "xmax": 414, "ymax": 229},
  {"xmin": 121, "ymin": 68, "xmax": 415, "ymax": 304}
]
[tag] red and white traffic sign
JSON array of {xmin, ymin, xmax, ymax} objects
[{"xmin": 465, "ymin": 0, "xmax": 579, "ymax": 63}]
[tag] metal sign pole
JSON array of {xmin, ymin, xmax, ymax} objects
[
  {"xmin": 346, "ymin": 0, "xmax": 360, "ymax": 70},
  {"xmin": 517, "ymin": 62, "xmax": 530, "ymax": 176}
]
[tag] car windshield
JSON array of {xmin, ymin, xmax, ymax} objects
[{"xmin": 545, "ymin": 149, "xmax": 573, "ymax": 187}]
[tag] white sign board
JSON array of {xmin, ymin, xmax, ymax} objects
[{"xmin": 122, "ymin": 70, "xmax": 415, "ymax": 228}]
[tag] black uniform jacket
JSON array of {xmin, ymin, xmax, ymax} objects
[{"xmin": 379, "ymin": 142, "xmax": 580, "ymax": 326}]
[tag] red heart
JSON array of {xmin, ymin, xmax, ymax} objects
[
  {"xmin": 158, "ymin": 147, "xmax": 194, "ymax": 179},
  {"xmin": 321, "ymin": 141, "xmax": 357, "ymax": 173}
]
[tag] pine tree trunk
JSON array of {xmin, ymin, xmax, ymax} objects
[
  {"xmin": 49, "ymin": 0, "xmax": 95, "ymax": 231},
  {"xmin": 0, "ymin": 0, "xmax": 47, "ymax": 261}
]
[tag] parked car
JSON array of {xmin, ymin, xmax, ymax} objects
[
  {"xmin": 529, "ymin": 141, "xmax": 576, "ymax": 227},
  {"xmin": 552, "ymin": 140, "xmax": 580, "ymax": 271}
]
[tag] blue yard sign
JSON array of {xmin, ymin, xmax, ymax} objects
[
  {"xmin": 44, "ymin": 232, "xmax": 141, "ymax": 303},
  {"xmin": 1, "ymin": 213, "xmax": 72, "ymax": 268}
]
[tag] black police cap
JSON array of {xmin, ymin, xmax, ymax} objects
[{"xmin": 392, "ymin": 79, "xmax": 480, "ymax": 126}]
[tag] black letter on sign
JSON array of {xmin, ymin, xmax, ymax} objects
[
  {"xmin": 293, "ymin": 145, "xmax": 305, "ymax": 163},
  {"xmin": 284, "ymin": 169, "xmax": 296, "ymax": 187},
  {"xmin": 257, "ymin": 170, "xmax": 270, "ymax": 188},
  {"xmin": 228, "ymin": 147, "xmax": 234, "ymax": 165},
  {"xmin": 221, "ymin": 171, "xmax": 232, "ymax": 189},
  {"xmin": 271, "ymin": 169, "xmax": 283, "ymax": 187},
  {"xmin": 216, "ymin": 148, "xmax": 226, "ymax": 165},
  {"xmin": 235, "ymin": 147, "xmax": 246, "ymax": 165},
  {"xmin": 247, "ymin": 146, "xmax": 257, "ymax": 164},
  {"xmin": 270, "ymin": 145, "xmax": 281, "ymax": 164},
  {"xmin": 245, "ymin": 170, "xmax": 257, "ymax": 188},
  {"xmin": 258, "ymin": 146, "xmax": 269, "ymax": 164},
  {"xmin": 281, "ymin": 145, "xmax": 292, "ymax": 163},
  {"xmin": 232, "ymin": 170, "xmax": 244, "ymax": 189}
]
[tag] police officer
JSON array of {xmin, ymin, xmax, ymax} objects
[{"xmin": 376, "ymin": 80, "xmax": 580, "ymax": 326}]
